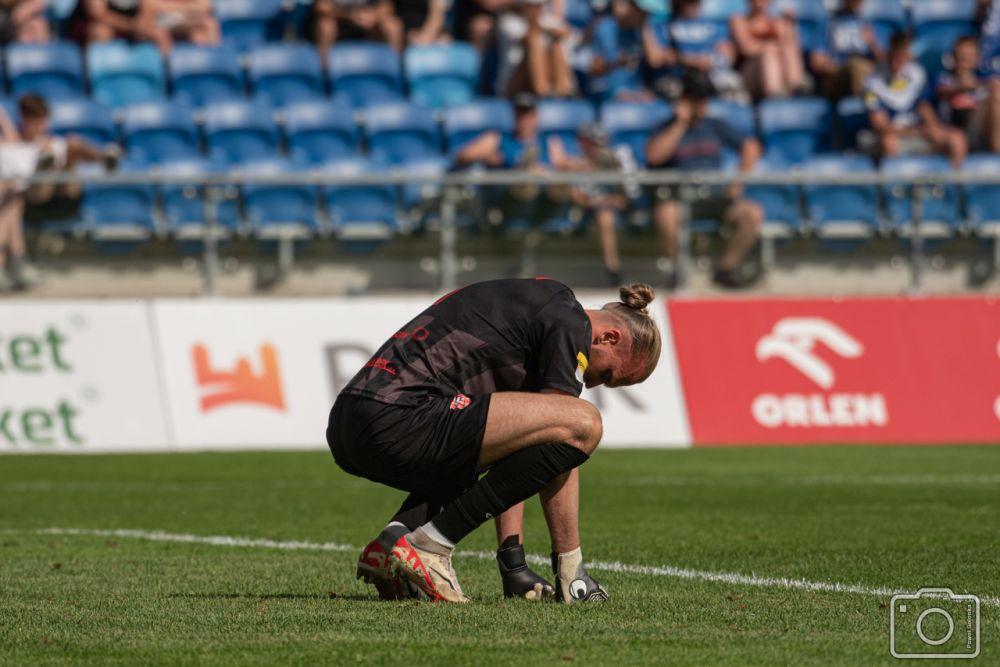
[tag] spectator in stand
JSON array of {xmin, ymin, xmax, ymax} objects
[
  {"xmin": 0, "ymin": 105, "xmax": 32, "ymax": 291},
  {"xmin": 72, "ymin": 0, "xmax": 219, "ymax": 53},
  {"xmin": 585, "ymin": 0, "xmax": 664, "ymax": 102},
  {"xmin": 0, "ymin": 0, "xmax": 51, "ymax": 43},
  {"xmin": 864, "ymin": 33, "xmax": 967, "ymax": 167},
  {"xmin": 646, "ymin": 70, "xmax": 764, "ymax": 289},
  {"xmin": 979, "ymin": 0, "xmax": 1000, "ymax": 72},
  {"xmin": 645, "ymin": 0, "xmax": 741, "ymax": 97},
  {"xmin": 392, "ymin": 0, "xmax": 448, "ymax": 45},
  {"xmin": 453, "ymin": 0, "xmax": 513, "ymax": 53},
  {"xmin": 730, "ymin": 0, "xmax": 804, "ymax": 100},
  {"xmin": 936, "ymin": 35, "xmax": 1000, "ymax": 154},
  {"xmin": 308, "ymin": 0, "xmax": 404, "ymax": 54},
  {"xmin": 498, "ymin": 0, "xmax": 576, "ymax": 97},
  {"xmin": 809, "ymin": 0, "xmax": 882, "ymax": 101}
]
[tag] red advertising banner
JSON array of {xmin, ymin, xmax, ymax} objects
[{"xmin": 668, "ymin": 297, "xmax": 1000, "ymax": 445}]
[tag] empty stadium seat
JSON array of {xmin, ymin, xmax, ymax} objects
[
  {"xmin": 861, "ymin": 0, "xmax": 908, "ymax": 51},
  {"xmin": 240, "ymin": 158, "xmax": 319, "ymax": 238},
  {"xmin": 329, "ymin": 42, "xmax": 404, "ymax": 108},
  {"xmin": 168, "ymin": 45, "xmax": 244, "ymax": 108},
  {"xmin": 538, "ymin": 99, "xmax": 596, "ymax": 157},
  {"xmin": 701, "ymin": 0, "xmax": 747, "ymax": 28},
  {"xmin": 771, "ymin": 0, "xmax": 827, "ymax": 52},
  {"xmin": 802, "ymin": 154, "xmax": 879, "ymax": 237},
  {"xmin": 6, "ymin": 42, "xmax": 84, "ymax": 99},
  {"xmin": 399, "ymin": 156, "xmax": 448, "ymax": 215},
  {"xmin": 248, "ymin": 43, "xmax": 325, "ymax": 108},
  {"xmin": 745, "ymin": 155, "xmax": 802, "ymax": 236},
  {"xmin": 962, "ymin": 154, "xmax": 1000, "ymax": 234},
  {"xmin": 81, "ymin": 165, "xmax": 157, "ymax": 242},
  {"xmin": 565, "ymin": 0, "xmax": 593, "ymax": 29},
  {"xmin": 215, "ymin": 0, "xmax": 282, "ymax": 53},
  {"xmin": 87, "ymin": 41, "xmax": 165, "ymax": 108},
  {"xmin": 599, "ymin": 100, "xmax": 672, "ymax": 165},
  {"xmin": 364, "ymin": 102, "xmax": 441, "ymax": 164},
  {"xmin": 443, "ymin": 99, "xmax": 514, "ymax": 158},
  {"xmin": 284, "ymin": 101, "xmax": 359, "ymax": 164},
  {"xmin": 759, "ymin": 97, "xmax": 830, "ymax": 164},
  {"xmin": 203, "ymin": 101, "xmax": 280, "ymax": 165},
  {"xmin": 881, "ymin": 155, "xmax": 959, "ymax": 237},
  {"xmin": 912, "ymin": 0, "xmax": 977, "ymax": 75},
  {"xmin": 48, "ymin": 99, "xmax": 115, "ymax": 145},
  {"xmin": 122, "ymin": 101, "xmax": 200, "ymax": 165},
  {"xmin": 320, "ymin": 157, "xmax": 398, "ymax": 241},
  {"xmin": 405, "ymin": 43, "xmax": 480, "ymax": 108},
  {"xmin": 159, "ymin": 158, "xmax": 241, "ymax": 240}
]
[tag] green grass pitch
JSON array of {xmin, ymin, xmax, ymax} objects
[{"xmin": 2, "ymin": 446, "xmax": 998, "ymax": 665}]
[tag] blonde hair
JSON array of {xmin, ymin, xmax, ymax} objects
[{"xmin": 601, "ymin": 284, "xmax": 662, "ymax": 383}]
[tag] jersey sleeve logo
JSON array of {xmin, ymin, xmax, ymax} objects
[
  {"xmin": 575, "ymin": 352, "xmax": 589, "ymax": 383},
  {"xmin": 449, "ymin": 394, "xmax": 472, "ymax": 410}
]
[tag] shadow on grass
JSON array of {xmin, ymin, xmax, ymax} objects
[{"xmin": 168, "ymin": 592, "xmax": 375, "ymax": 601}]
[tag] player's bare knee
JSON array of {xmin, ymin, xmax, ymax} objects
[{"xmin": 567, "ymin": 402, "xmax": 602, "ymax": 455}]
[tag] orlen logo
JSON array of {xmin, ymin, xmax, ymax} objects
[
  {"xmin": 751, "ymin": 318, "xmax": 887, "ymax": 429},
  {"xmin": 192, "ymin": 343, "xmax": 285, "ymax": 413}
]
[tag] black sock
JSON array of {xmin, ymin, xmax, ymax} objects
[
  {"xmin": 431, "ymin": 442, "xmax": 589, "ymax": 545},
  {"xmin": 376, "ymin": 493, "xmax": 447, "ymax": 552}
]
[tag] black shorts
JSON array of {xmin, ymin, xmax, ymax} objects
[{"xmin": 326, "ymin": 393, "xmax": 491, "ymax": 498}]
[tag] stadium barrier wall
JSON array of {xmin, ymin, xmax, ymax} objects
[{"xmin": 1, "ymin": 296, "xmax": 997, "ymax": 453}]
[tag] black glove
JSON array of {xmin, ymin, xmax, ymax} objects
[{"xmin": 497, "ymin": 543, "xmax": 555, "ymax": 601}]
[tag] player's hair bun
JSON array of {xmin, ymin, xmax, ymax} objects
[{"xmin": 619, "ymin": 283, "xmax": 655, "ymax": 316}]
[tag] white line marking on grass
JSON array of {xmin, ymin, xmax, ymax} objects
[{"xmin": 36, "ymin": 527, "xmax": 1000, "ymax": 607}]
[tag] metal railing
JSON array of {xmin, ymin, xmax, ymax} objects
[{"xmin": 7, "ymin": 168, "xmax": 999, "ymax": 294}]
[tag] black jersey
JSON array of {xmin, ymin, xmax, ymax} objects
[{"xmin": 341, "ymin": 278, "xmax": 593, "ymax": 406}]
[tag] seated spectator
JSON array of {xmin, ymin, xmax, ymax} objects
[
  {"xmin": 809, "ymin": 0, "xmax": 881, "ymax": 101},
  {"xmin": 0, "ymin": 105, "xmax": 32, "ymax": 291},
  {"xmin": 645, "ymin": 0, "xmax": 741, "ymax": 97},
  {"xmin": 498, "ymin": 0, "xmax": 576, "ymax": 97},
  {"xmin": 864, "ymin": 33, "xmax": 967, "ymax": 167},
  {"xmin": 72, "ymin": 0, "xmax": 219, "ymax": 54},
  {"xmin": 646, "ymin": 70, "xmax": 763, "ymax": 289},
  {"xmin": 584, "ymin": 0, "xmax": 664, "ymax": 102},
  {"xmin": 308, "ymin": 0, "xmax": 404, "ymax": 54},
  {"xmin": 453, "ymin": 94, "xmax": 572, "ymax": 224},
  {"xmin": 0, "ymin": 0, "xmax": 51, "ymax": 43},
  {"xmin": 730, "ymin": 0, "xmax": 804, "ymax": 100},
  {"xmin": 392, "ymin": 0, "xmax": 447, "ymax": 45},
  {"xmin": 17, "ymin": 95, "xmax": 120, "ymax": 225},
  {"xmin": 453, "ymin": 0, "xmax": 513, "ymax": 54},
  {"xmin": 936, "ymin": 35, "xmax": 1000, "ymax": 154},
  {"xmin": 979, "ymin": 0, "xmax": 1000, "ymax": 71}
]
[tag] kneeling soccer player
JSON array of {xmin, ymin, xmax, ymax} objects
[{"xmin": 326, "ymin": 278, "xmax": 661, "ymax": 603}]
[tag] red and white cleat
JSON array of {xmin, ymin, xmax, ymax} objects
[
  {"xmin": 355, "ymin": 538, "xmax": 416, "ymax": 601},
  {"xmin": 389, "ymin": 534, "xmax": 469, "ymax": 603}
]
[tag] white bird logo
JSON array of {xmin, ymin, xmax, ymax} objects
[{"xmin": 756, "ymin": 318, "xmax": 864, "ymax": 389}]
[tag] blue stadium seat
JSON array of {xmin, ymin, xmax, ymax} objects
[
  {"xmin": 329, "ymin": 42, "xmax": 404, "ymax": 108},
  {"xmin": 538, "ymin": 99, "xmax": 595, "ymax": 157},
  {"xmin": 240, "ymin": 158, "xmax": 319, "ymax": 238},
  {"xmin": 835, "ymin": 96, "xmax": 870, "ymax": 150},
  {"xmin": 215, "ymin": 0, "xmax": 282, "ymax": 53},
  {"xmin": 283, "ymin": 101, "xmax": 359, "ymax": 164},
  {"xmin": 168, "ymin": 45, "xmax": 243, "ymax": 108},
  {"xmin": 203, "ymin": 101, "xmax": 280, "ymax": 165},
  {"xmin": 159, "ymin": 158, "xmax": 241, "ymax": 240},
  {"xmin": 802, "ymin": 155, "xmax": 878, "ymax": 237},
  {"xmin": 443, "ymin": 99, "xmax": 514, "ymax": 158},
  {"xmin": 912, "ymin": 0, "xmax": 977, "ymax": 75},
  {"xmin": 759, "ymin": 97, "xmax": 830, "ymax": 164},
  {"xmin": 701, "ymin": 0, "xmax": 747, "ymax": 28},
  {"xmin": 399, "ymin": 156, "xmax": 448, "ymax": 216},
  {"xmin": 364, "ymin": 102, "xmax": 441, "ymax": 164},
  {"xmin": 87, "ymin": 41, "xmax": 165, "ymax": 108},
  {"xmin": 405, "ymin": 43, "xmax": 480, "ymax": 109},
  {"xmin": 771, "ymin": 0, "xmax": 828, "ymax": 52},
  {"xmin": 962, "ymin": 154, "xmax": 1000, "ymax": 233},
  {"xmin": 745, "ymin": 155, "xmax": 802, "ymax": 235},
  {"xmin": 599, "ymin": 100, "xmax": 672, "ymax": 165},
  {"xmin": 860, "ymin": 0, "xmax": 908, "ymax": 51},
  {"xmin": 122, "ymin": 101, "xmax": 200, "ymax": 165},
  {"xmin": 48, "ymin": 99, "xmax": 115, "ymax": 145},
  {"xmin": 881, "ymin": 155, "xmax": 959, "ymax": 237},
  {"xmin": 320, "ymin": 157, "xmax": 398, "ymax": 241},
  {"xmin": 5, "ymin": 42, "xmax": 84, "ymax": 99},
  {"xmin": 565, "ymin": 0, "xmax": 593, "ymax": 28},
  {"xmin": 82, "ymin": 166, "xmax": 157, "ymax": 242},
  {"xmin": 248, "ymin": 43, "xmax": 325, "ymax": 108}
]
